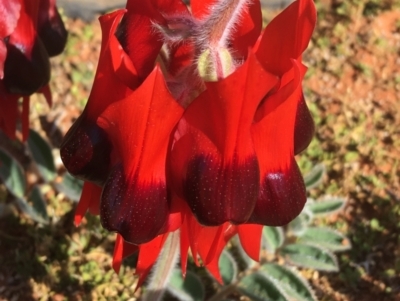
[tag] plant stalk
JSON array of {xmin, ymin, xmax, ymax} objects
[{"xmin": 142, "ymin": 230, "xmax": 180, "ymax": 301}]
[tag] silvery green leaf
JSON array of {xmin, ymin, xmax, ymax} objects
[
  {"xmin": 281, "ymin": 243, "xmax": 339, "ymax": 272},
  {"xmin": 288, "ymin": 207, "xmax": 313, "ymax": 236},
  {"xmin": 27, "ymin": 129, "xmax": 56, "ymax": 182},
  {"xmin": 54, "ymin": 172, "xmax": 83, "ymax": 202},
  {"xmin": 297, "ymin": 227, "xmax": 351, "ymax": 252},
  {"xmin": 308, "ymin": 197, "xmax": 346, "ymax": 216},
  {"xmin": 262, "ymin": 226, "xmax": 284, "ymax": 254},
  {"xmin": 304, "ymin": 164, "xmax": 325, "ymax": 190},
  {"xmin": 218, "ymin": 250, "xmax": 238, "ymax": 285},
  {"xmin": 238, "ymin": 272, "xmax": 290, "ymax": 301},
  {"xmin": 260, "ymin": 263, "xmax": 317, "ymax": 301},
  {"xmin": 0, "ymin": 148, "xmax": 26, "ymax": 198},
  {"xmin": 167, "ymin": 269, "xmax": 205, "ymax": 301}
]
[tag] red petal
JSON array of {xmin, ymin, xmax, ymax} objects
[
  {"xmin": 170, "ymin": 53, "xmax": 278, "ymax": 226},
  {"xmin": 39, "ymin": 84, "xmax": 52, "ymax": 107},
  {"xmin": 0, "ymin": 40, "xmax": 6, "ymax": 79},
  {"xmin": 0, "ymin": 82, "xmax": 18, "ymax": 139},
  {"xmin": 231, "ymin": 0, "xmax": 262, "ymax": 58},
  {"xmin": 250, "ymin": 61, "xmax": 307, "ymax": 225},
  {"xmin": 60, "ymin": 114, "xmax": 112, "ymax": 185},
  {"xmin": 9, "ymin": 0, "xmax": 39, "ymax": 55},
  {"xmin": 203, "ymin": 224, "xmax": 237, "ymax": 283},
  {"xmin": 21, "ymin": 96, "xmax": 30, "ymax": 141},
  {"xmin": 112, "ymin": 234, "xmax": 138, "ymax": 274},
  {"xmin": 135, "ymin": 233, "xmax": 168, "ymax": 289},
  {"xmin": 119, "ymin": 0, "xmax": 179, "ymax": 80},
  {"xmin": 255, "ymin": 0, "xmax": 316, "ymax": 75},
  {"xmin": 97, "ymin": 66, "xmax": 183, "ymax": 244},
  {"xmin": 85, "ymin": 10, "xmax": 137, "ymax": 120},
  {"xmin": 191, "ymin": 0, "xmax": 217, "ymax": 19},
  {"xmin": 237, "ymin": 224, "xmax": 263, "ymax": 261},
  {"xmin": 74, "ymin": 181, "xmax": 102, "ymax": 226},
  {"xmin": 0, "ymin": 0, "xmax": 21, "ymax": 37},
  {"xmin": 294, "ymin": 93, "xmax": 314, "ymax": 154}
]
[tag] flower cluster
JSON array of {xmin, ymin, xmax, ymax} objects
[
  {"xmin": 61, "ymin": 0, "xmax": 316, "ymax": 284},
  {"xmin": 0, "ymin": 0, "xmax": 67, "ymax": 140}
]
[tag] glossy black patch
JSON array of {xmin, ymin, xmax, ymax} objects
[
  {"xmin": 100, "ymin": 163, "xmax": 169, "ymax": 245},
  {"xmin": 38, "ymin": 8, "xmax": 68, "ymax": 57},
  {"xmin": 3, "ymin": 39, "xmax": 50, "ymax": 95},
  {"xmin": 294, "ymin": 94, "xmax": 315, "ymax": 155},
  {"xmin": 248, "ymin": 160, "xmax": 306, "ymax": 226},
  {"xmin": 60, "ymin": 115, "xmax": 111, "ymax": 185},
  {"xmin": 183, "ymin": 154, "xmax": 259, "ymax": 226}
]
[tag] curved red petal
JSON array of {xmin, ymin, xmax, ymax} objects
[
  {"xmin": 135, "ymin": 233, "xmax": 168, "ymax": 289},
  {"xmin": 112, "ymin": 234, "xmax": 138, "ymax": 274},
  {"xmin": 171, "ymin": 53, "xmax": 278, "ymax": 226},
  {"xmin": 97, "ymin": 66, "xmax": 183, "ymax": 244},
  {"xmin": 237, "ymin": 224, "xmax": 263, "ymax": 261},
  {"xmin": 0, "ymin": 0, "xmax": 21, "ymax": 37},
  {"xmin": 191, "ymin": 0, "xmax": 217, "ymax": 19},
  {"xmin": 203, "ymin": 224, "xmax": 237, "ymax": 283},
  {"xmin": 74, "ymin": 181, "xmax": 102, "ymax": 226},
  {"xmin": 231, "ymin": 0, "xmax": 262, "ymax": 58},
  {"xmin": 255, "ymin": 0, "xmax": 316, "ymax": 75},
  {"xmin": 250, "ymin": 62, "xmax": 307, "ymax": 225},
  {"xmin": 39, "ymin": 84, "xmax": 52, "ymax": 107},
  {"xmin": 294, "ymin": 93, "xmax": 315, "ymax": 154}
]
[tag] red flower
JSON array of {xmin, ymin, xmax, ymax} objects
[
  {"xmin": 61, "ymin": 0, "xmax": 316, "ymax": 285},
  {"xmin": 0, "ymin": 0, "xmax": 66, "ymax": 140}
]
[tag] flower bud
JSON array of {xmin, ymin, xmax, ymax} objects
[{"xmin": 197, "ymin": 47, "xmax": 234, "ymax": 81}]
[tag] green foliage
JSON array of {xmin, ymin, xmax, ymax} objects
[
  {"xmin": 0, "ymin": 148, "xmax": 26, "ymax": 198},
  {"xmin": 54, "ymin": 172, "xmax": 83, "ymax": 202},
  {"xmin": 27, "ymin": 129, "xmax": 56, "ymax": 182},
  {"xmin": 167, "ymin": 270, "xmax": 205, "ymax": 301}
]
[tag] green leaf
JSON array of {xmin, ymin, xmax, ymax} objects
[
  {"xmin": 28, "ymin": 185, "xmax": 49, "ymax": 222},
  {"xmin": 262, "ymin": 226, "xmax": 284, "ymax": 254},
  {"xmin": 308, "ymin": 197, "xmax": 346, "ymax": 216},
  {"xmin": 218, "ymin": 250, "xmax": 237, "ymax": 285},
  {"xmin": 297, "ymin": 227, "xmax": 351, "ymax": 252},
  {"xmin": 261, "ymin": 263, "xmax": 317, "ymax": 301},
  {"xmin": 281, "ymin": 243, "xmax": 338, "ymax": 272},
  {"xmin": 0, "ymin": 148, "xmax": 26, "ymax": 198},
  {"xmin": 27, "ymin": 129, "xmax": 56, "ymax": 182},
  {"xmin": 238, "ymin": 272, "xmax": 290, "ymax": 301},
  {"xmin": 54, "ymin": 173, "xmax": 83, "ymax": 202},
  {"xmin": 13, "ymin": 185, "xmax": 49, "ymax": 224},
  {"xmin": 288, "ymin": 207, "xmax": 313, "ymax": 236},
  {"xmin": 167, "ymin": 269, "xmax": 205, "ymax": 301},
  {"xmin": 303, "ymin": 164, "xmax": 325, "ymax": 190}
]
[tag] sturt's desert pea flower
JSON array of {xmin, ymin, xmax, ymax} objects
[
  {"xmin": 0, "ymin": 0, "xmax": 67, "ymax": 140},
  {"xmin": 0, "ymin": 0, "xmax": 67, "ymax": 139},
  {"xmin": 61, "ymin": 0, "xmax": 317, "ymax": 285}
]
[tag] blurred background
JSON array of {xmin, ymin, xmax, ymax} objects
[{"xmin": 0, "ymin": 0, "xmax": 399, "ymax": 300}]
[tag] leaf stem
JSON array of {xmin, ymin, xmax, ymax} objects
[{"xmin": 142, "ymin": 230, "xmax": 180, "ymax": 301}]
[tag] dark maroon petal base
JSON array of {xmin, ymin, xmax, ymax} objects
[
  {"xmin": 248, "ymin": 159, "xmax": 306, "ymax": 226},
  {"xmin": 3, "ymin": 39, "xmax": 50, "ymax": 95},
  {"xmin": 38, "ymin": 7, "xmax": 68, "ymax": 57},
  {"xmin": 183, "ymin": 154, "xmax": 259, "ymax": 226},
  {"xmin": 60, "ymin": 115, "xmax": 111, "ymax": 185},
  {"xmin": 294, "ymin": 94, "xmax": 315, "ymax": 155},
  {"xmin": 100, "ymin": 163, "xmax": 169, "ymax": 245}
]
